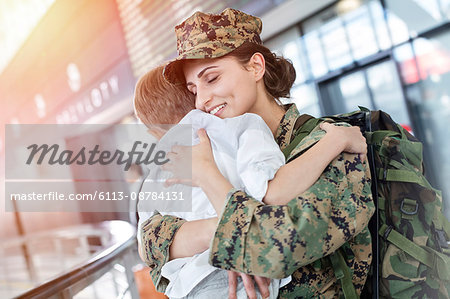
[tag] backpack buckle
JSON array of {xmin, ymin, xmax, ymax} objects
[
  {"xmin": 436, "ymin": 229, "xmax": 449, "ymax": 249},
  {"xmin": 400, "ymin": 199, "xmax": 418, "ymax": 215},
  {"xmin": 382, "ymin": 225, "xmax": 394, "ymax": 241}
]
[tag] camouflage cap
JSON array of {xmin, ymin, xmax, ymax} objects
[{"xmin": 163, "ymin": 8, "xmax": 262, "ymax": 84}]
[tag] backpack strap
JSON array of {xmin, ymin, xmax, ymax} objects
[
  {"xmin": 282, "ymin": 117, "xmax": 321, "ymax": 160},
  {"xmin": 365, "ymin": 131, "xmax": 400, "ymax": 145},
  {"xmin": 379, "ymin": 224, "xmax": 450, "ymax": 281},
  {"xmin": 282, "ymin": 112, "xmax": 362, "ymax": 297},
  {"xmin": 329, "ymin": 250, "xmax": 359, "ymax": 299},
  {"xmin": 376, "ymin": 168, "xmax": 433, "ymax": 189}
]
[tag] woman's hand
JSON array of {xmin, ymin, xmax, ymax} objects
[
  {"xmin": 227, "ymin": 271, "xmax": 270, "ymax": 299},
  {"xmin": 320, "ymin": 122, "xmax": 367, "ymax": 156},
  {"xmin": 163, "ymin": 128, "xmax": 216, "ymax": 187}
]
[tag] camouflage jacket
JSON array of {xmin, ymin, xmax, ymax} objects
[{"xmin": 139, "ymin": 104, "xmax": 375, "ymax": 297}]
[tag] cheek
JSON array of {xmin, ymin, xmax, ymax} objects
[
  {"xmin": 241, "ymin": 90, "xmax": 257, "ymax": 109},
  {"xmin": 214, "ymin": 77, "xmax": 237, "ymax": 96},
  {"xmin": 238, "ymin": 78, "xmax": 257, "ymax": 104}
]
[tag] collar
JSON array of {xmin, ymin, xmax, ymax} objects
[{"xmin": 275, "ymin": 103, "xmax": 300, "ymax": 151}]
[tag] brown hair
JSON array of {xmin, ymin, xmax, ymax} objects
[
  {"xmin": 225, "ymin": 42, "xmax": 296, "ymax": 100},
  {"xmin": 133, "ymin": 65, "xmax": 195, "ymax": 127}
]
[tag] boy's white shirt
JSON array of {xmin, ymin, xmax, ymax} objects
[{"xmin": 137, "ymin": 110, "xmax": 290, "ymax": 298}]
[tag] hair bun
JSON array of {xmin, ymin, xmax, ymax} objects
[{"xmin": 226, "ymin": 42, "xmax": 296, "ymax": 100}]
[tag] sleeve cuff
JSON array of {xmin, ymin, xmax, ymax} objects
[{"xmin": 140, "ymin": 214, "xmax": 186, "ymax": 290}]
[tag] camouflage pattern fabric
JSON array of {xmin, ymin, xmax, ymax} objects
[
  {"xmin": 164, "ymin": 8, "xmax": 262, "ymax": 84},
  {"xmin": 312, "ymin": 108, "xmax": 450, "ymax": 298},
  {"xmin": 366, "ymin": 110, "xmax": 450, "ymax": 299},
  {"xmin": 138, "ymin": 104, "xmax": 375, "ymax": 297},
  {"xmin": 209, "ymin": 104, "xmax": 375, "ymax": 297},
  {"xmin": 139, "ymin": 213, "xmax": 186, "ymax": 292}
]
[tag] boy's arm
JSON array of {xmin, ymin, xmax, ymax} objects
[
  {"xmin": 139, "ymin": 213, "xmax": 217, "ymax": 291},
  {"xmin": 169, "ymin": 217, "xmax": 217, "ymax": 259},
  {"xmin": 264, "ymin": 123, "xmax": 366, "ymax": 205}
]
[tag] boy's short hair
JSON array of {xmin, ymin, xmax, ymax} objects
[{"xmin": 134, "ymin": 65, "xmax": 195, "ymax": 127}]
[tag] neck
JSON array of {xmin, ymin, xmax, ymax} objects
[
  {"xmin": 250, "ymin": 90, "xmax": 286, "ymax": 136},
  {"xmin": 263, "ymin": 101, "xmax": 286, "ymax": 136}
]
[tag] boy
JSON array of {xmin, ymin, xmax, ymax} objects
[{"xmin": 134, "ymin": 65, "xmax": 288, "ymax": 299}]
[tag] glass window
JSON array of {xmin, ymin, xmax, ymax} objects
[
  {"xmin": 289, "ymin": 83, "xmax": 321, "ymax": 117},
  {"xmin": 368, "ymin": 0, "xmax": 392, "ymax": 50},
  {"xmin": 366, "ymin": 60, "xmax": 411, "ymax": 127},
  {"xmin": 264, "ymin": 27, "xmax": 310, "ymax": 84},
  {"xmin": 318, "ymin": 70, "xmax": 373, "ymax": 116},
  {"xmin": 303, "ymin": 31, "xmax": 328, "ymax": 78},
  {"xmin": 344, "ymin": 4, "xmax": 379, "ymax": 60},
  {"xmin": 300, "ymin": 0, "xmax": 391, "ymax": 76},
  {"xmin": 402, "ymin": 32, "xmax": 450, "ymax": 218},
  {"xmin": 385, "ymin": 0, "xmax": 444, "ymax": 40},
  {"xmin": 302, "ymin": 2, "xmax": 357, "ymax": 76},
  {"xmin": 393, "ymin": 42, "xmax": 420, "ymax": 85},
  {"xmin": 414, "ymin": 37, "xmax": 450, "ymax": 82},
  {"xmin": 282, "ymin": 41, "xmax": 309, "ymax": 84},
  {"xmin": 385, "ymin": 8, "xmax": 410, "ymax": 45},
  {"xmin": 440, "ymin": 0, "xmax": 450, "ymax": 19},
  {"xmin": 320, "ymin": 18, "xmax": 353, "ymax": 70},
  {"xmin": 338, "ymin": 71, "xmax": 374, "ymax": 112}
]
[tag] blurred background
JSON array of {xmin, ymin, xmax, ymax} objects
[{"xmin": 1, "ymin": 0, "xmax": 450, "ymax": 298}]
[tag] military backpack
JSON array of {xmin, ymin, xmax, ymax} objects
[{"xmin": 282, "ymin": 108, "xmax": 450, "ymax": 299}]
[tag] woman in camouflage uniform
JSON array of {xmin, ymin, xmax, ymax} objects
[{"xmin": 140, "ymin": 8, "xmax": 375, "ymax": 298}]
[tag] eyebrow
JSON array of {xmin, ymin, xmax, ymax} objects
[
  {"xmin": 197, "ymin": 66, "xmax": 218, "ymax": 78},
  {"xmin": 186, "ymin": 66, "xmax": 218, "ymax": 87}
]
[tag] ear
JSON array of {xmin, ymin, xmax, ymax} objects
[{"xmin": 248, "ymin": 52, "xmax": 265, "ymax": 81}]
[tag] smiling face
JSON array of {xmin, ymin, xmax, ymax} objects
[{"xmin": 183, "ymin": 56, "xmax": 261, "ymax": 118}]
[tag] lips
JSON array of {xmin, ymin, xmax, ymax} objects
[{"xmin": 209, "ymin": 103, "xmax": 227, "ymax": 116}]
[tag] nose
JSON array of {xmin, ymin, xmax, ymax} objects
[{"xmin": 195, "ymin": 88, "xmax": 211, "ymax": 111}]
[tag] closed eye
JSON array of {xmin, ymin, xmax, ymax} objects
[{"xmin": 207, "ymin": 76, "xmax": 218, "ymax": 83}]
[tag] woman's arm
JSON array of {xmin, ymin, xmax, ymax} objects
[
  {"xmin": 210, "ymin": 151, "xmax": 374, "ymax": 278},
  {"xmin": 264, "ymin": 122, "xmax": 366, "ymax": 205},
  {"xmin": 167, "ymin": 124, "xmax": 367, "ymax": 212},
  {"xmin": 196, "ymin": 126, "xmax": 374, "ymax": 278},
  {"xmin": 164, "ymin": 124, "xmax": 374, "ymax": 278}
]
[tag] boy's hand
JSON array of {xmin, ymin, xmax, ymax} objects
[
  {"xmin": 227, "ymin": 271, "xmax": 270, "ymax": 299},
  {"xmin": 163, "ymin": 144, "xmax": 196, "ymax": 187},
  {"xmin": 163, "ymin": 129, "xmax": 217, "ymax": 188}
]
